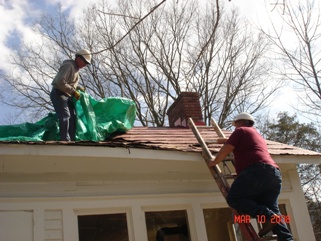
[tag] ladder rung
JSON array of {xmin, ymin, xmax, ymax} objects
[
  {"xmin": 223, "ymin": 174, "xmax": 237, "ymax": 179},
  {"xmin": 194, "ymin": 125, "xmax": 212, "ymax": 129},
  {"xmin": 205, "ymin": 140, "xmax": 217, "ymax": 144},
  {"xmin": 260, "ymin": 234, "xmax": 278, "ymax": 240}
]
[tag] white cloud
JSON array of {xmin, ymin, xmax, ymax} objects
[
  {"xmin": 0, "ymin": 0, "xmax": 26, "ymax": 72},
  {"xmin": 0, "ymin": 0, "xmax": 100, "ymax": 74}
]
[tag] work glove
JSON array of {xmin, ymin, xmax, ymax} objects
[
  {"xmin": 73, "ymin": 91, "xmax": 81, "ymax": 100},
  {"xmin": 76, "ymin": 86, "xmax": 86, "ymax": 92}
]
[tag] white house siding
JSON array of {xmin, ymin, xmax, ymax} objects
[
  {"xmin": 0, "ymin": 193, "xmax": 313, "ymax": 241},
  {"xmin": 0, "ymin": 210, "xmax": 33, "ymax": 241},
  {"xmin": 0, "ymin": 145, "xmax": 318, "ymax": 241}
]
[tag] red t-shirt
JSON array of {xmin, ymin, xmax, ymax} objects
[{"xmin": 226, "ymin": 126, "xmax": 279, "ymax": 174}]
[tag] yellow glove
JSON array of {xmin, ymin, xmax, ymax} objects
[
  {"xmin": 73, "ymin": 91, "xmax": 81, "ymax": 100},
  {"xmin": 76, "ymin": 86, "xmax": 86, "ymax": 92}
]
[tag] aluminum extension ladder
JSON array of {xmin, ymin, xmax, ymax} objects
[{"xmin": 188, "ymin": 117, "xmax": 277, "ymax": 241}]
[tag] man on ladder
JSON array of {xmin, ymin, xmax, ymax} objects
[{"xmin": 209, "ymin": 113, "xmax": 294, "ymax": 241}]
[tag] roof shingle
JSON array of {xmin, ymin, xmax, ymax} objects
[
  {"xmin": 1, "ymin": 126, "xmax": 320, "ymax": 157},
  {"xmin": 110, "ymin": 126, "xmax": 320, "ymax": 156}
]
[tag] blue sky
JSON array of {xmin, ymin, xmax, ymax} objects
[{"xmin": 0, "ymin": 0, "xmax": 306, "ymax": 124}]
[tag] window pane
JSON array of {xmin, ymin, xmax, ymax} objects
[
  {"xmin": 203, "ymin": 205, "xmax": 291, "ymax": 241},
  {"xmin": 78, "ymin": 213, "xmax": 129, "ymax": 241},
  {"xmin": 203, "ymin": 207, "xmax": 246, "ymax": 241},
  {"xmin": 145, "ymin": 210, "xmax": 190, "ymax": 241}
]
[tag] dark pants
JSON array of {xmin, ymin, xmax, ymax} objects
[
  {"xmin": 227, "ymin": 163, "xmax": 293, "ymax": 241},
  {"xmin": 50, "ymin": 88, "xmax": 76, "ymax": 141}
]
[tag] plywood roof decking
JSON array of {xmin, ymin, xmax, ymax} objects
[{"xmin": 1, "ymin": 126, "xmax": 320, "ymax": 157}]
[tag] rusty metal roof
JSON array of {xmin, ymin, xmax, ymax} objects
[{"xmin": 1, "ymin": 126, "xmax": 320, "ymax": 157}]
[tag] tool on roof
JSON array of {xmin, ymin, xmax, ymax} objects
[{"xmin": 188, "ymin": 117, "xmax": 278, "ymax": 241}]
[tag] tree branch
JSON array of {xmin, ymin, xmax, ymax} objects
[{"xmin": 93, "ymin": 0, "xmax": 167, "ymax": 55}]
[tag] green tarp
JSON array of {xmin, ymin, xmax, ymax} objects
[{"xmin": 0, "ymin": 92, "xmax": 136, "ymax": 142}]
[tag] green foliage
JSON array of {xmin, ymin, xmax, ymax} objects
[{"xmin": 262, "ymin": 112, "xmax": 321, "ymax": 152}]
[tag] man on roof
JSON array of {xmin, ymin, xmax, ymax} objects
[
  {"xmin": 50, "ymin": 49, "xmax": 92, "ymax": 141},
  {"xmin": 209, "ymin": 112, "xmax": 294, "ymax": 241}
]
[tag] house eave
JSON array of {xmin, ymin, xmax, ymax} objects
[
  {"xmin": 0, "ymin": 142, "xmax": 201, "ymax": 162},
  {"xmin": 1, "ymin": 142, "xmax": 321, "ymax": 165},
  {"xmin": 272, "ymin": 154, "xmax": 321, "ymax": 164}
]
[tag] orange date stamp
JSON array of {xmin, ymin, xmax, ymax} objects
[{"xmin": 234, "ymin": 214, "xmax": 291, "ymax": 224}]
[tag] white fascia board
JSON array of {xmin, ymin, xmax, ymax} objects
[
  {"xmin": 272, "ymin": 154, "xmax": 321, "ymax": 164},
  {"xmin": 0, "ymin": 144, "xmax": 202, "ymax": 162},
  {"xmin": 1, "ymin": 144, "xmax": 321, "ymax": 164}
]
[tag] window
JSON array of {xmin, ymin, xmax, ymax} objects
[
  {"xmin": 203, "ymin": 207, "xmax": 246, "ymax": 241},
  {"xmin": 78, "ymin": 213, "xmax": 129, "ymax": 241},
  {"xmin": 203, "ymin": 204, "xmax": 291, "ymax": 241},
  {"xmin": 145, "ymin": 210, "xmax": 190, "ymax": 241}
]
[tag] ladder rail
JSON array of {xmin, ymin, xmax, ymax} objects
[
  {"xmin": 211, "ymin": 117, "xmax": 237, "ymax": 170},
  {"xmin": 188, "ymin": 118, "xmax": 230, "ymax": 197},
  {"xmin": 188, "ymin": 117, "xmax": 276, "ymax": 241},
  {"xmin": 210, "ymin": 118, "xmax": 226, "ymax": 138}
]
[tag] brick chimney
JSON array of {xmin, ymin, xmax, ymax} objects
[{"xmin": 167, "ymin": 92, "xmax": 205, "ymax": 127}]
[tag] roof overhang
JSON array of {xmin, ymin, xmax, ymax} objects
[
  {"xmin": 0, "ymin": 143, "xmax": 201, "ymax": 162},
  {"xmin": 1, "ymin": 143, "xmax": 321, "ymax": 165}
]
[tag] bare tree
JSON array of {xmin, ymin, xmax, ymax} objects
[
  {"xmin": 91, "ymin": 0, "xmax": 279, "ymax": 127},
  {"xmin": 186, "ymin": 6, "xmax": 280, "ymax": 127},
  {"xmin": 0, "ymin": 0, "xmax": 280, "ymax": 128},
  {"xmin": 261, "ymin": 0, "xmax": 321, "ymax": 118}
]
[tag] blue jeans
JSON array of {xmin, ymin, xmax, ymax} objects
[
  {"xmin": 226, "ymin": 163, "xmax": 294, "ymax": 241},
  {"xmin": 50, "ymin": 88, "xmax": 76, "ymax": 141}
]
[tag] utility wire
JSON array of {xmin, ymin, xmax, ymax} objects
[
  {"xmin": 92, "ymin": 0, "xmax": 167, "ymax": 55},
  {"xmin": 97, "ymin": 10, "xmax": 140, "ymax": 20}
]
